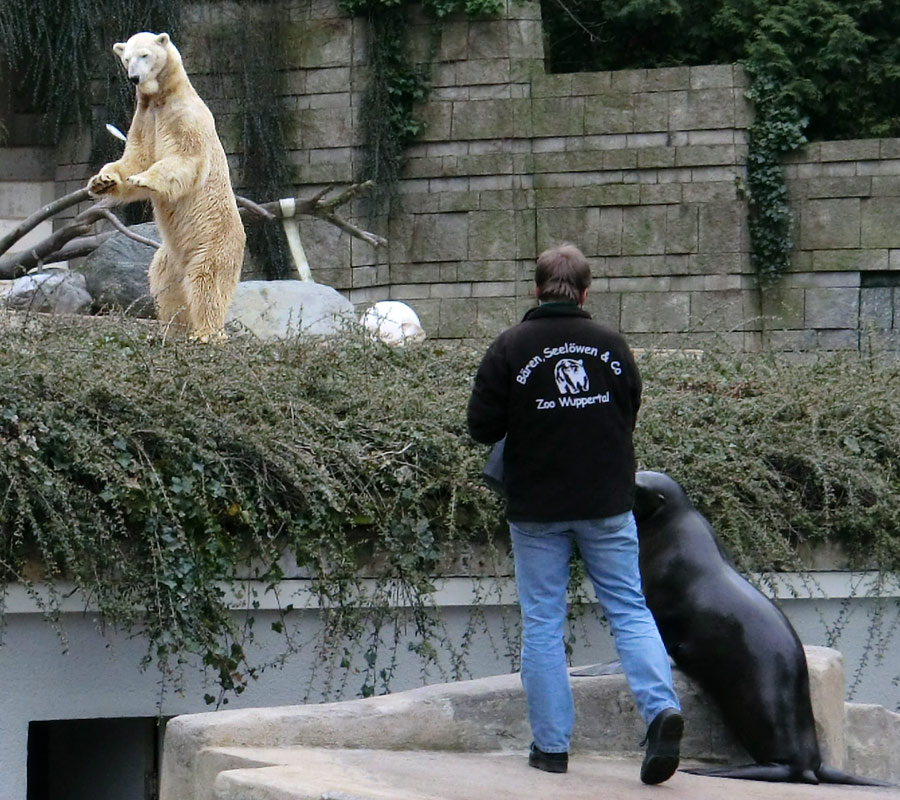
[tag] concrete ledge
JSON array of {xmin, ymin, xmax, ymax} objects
[{"xmin": 161, "ymin": 646, "xmax": 854, "ymax": 800}]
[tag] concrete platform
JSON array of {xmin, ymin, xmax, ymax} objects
[
  {"xmin": 212, "ymin": 748, "xmax": 900, "ymax": 800},
  {"xmin": 160, "ymin": 646, "xmax": 900, "ymax": 800}
]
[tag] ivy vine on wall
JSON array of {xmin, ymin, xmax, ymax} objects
[{"xmin": 339, "ymin": 0, "xmax": 506, "ymax": 212}]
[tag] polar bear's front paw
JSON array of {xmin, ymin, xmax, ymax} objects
[
  {"xmin": 87, "ymin": 171, "xmax": 120, "ymax": 197},
  {"xmin": 127, "ymin": 172, "xmax": 156, "ymax": 191}
]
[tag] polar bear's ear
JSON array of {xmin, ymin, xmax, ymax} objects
[
  {"xmin": 113, "ymin": 42, "xmax": 126, "ymax": 57},
  {"xmin": 155, "ymin": 32, "xmax": 170, "ymax": 46}
]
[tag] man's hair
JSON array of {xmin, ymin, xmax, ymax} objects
[{"xmin": 534, "ymin": 243, "xmax": 592, "ymax": 304}]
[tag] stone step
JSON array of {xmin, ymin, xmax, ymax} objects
[{"xmin": 160, "ymin": 645, "xmax": 900, "ymax": 800}]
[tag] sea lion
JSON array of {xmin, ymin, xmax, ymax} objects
[{"xmin": 632, "ymin": 470, "xmax": 889, "ymax": 785}]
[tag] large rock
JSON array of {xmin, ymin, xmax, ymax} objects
[
  {"xmin": 5, "ymin": 269, "xmax": 92, "ymax": 314},
  {"xmin": 76, "ymin": 222, "xmax": 157, "ymax": 317},
  {"xmin": 845, "ymin": 702, "xmax": 900, "ymax": 783},
  {"xmin": 226, "ymin": 280, "xmax": 355, "ymax": 340}
]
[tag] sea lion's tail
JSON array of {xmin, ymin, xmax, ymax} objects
[
  {"xmin": 683, "ymin": 763, "xmax": 894, "ymax": 786},
  {"xmin": 816, "ymin": 765, "xmax": 894, "ymax": 787},
  {"xmin": 681, "ymin": 764, "xmax": 818, "ymax": 783}
]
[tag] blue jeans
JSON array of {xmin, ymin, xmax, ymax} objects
[{"xmin": 510, "ymin": 512, "xmax": 680, "ymax": 753}]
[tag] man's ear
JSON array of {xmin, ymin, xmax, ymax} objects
[
  {"xmin": 113, "ymin": 42, "xmax": 126, "ymax": 57},
  {"xmin": 155, "ymin": 32, "xmax": 170, "ymax": 46}
]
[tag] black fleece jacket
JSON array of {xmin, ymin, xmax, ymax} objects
[{"xmin": 466, "ymin": 303, "xmax": 642, "ymax": 522}]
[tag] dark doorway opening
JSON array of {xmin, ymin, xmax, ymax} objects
[{"xmin": 27, "ymin": 717, "xmax": 166, "ymax": 800}]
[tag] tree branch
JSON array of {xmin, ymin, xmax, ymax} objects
[
  {"xmin": 0, "ymin": 187, "xmax": 92, "ymax": 256},
  {"xmin": 98, "ymin": 210, "xmax": 161, "ymax": 248},
  {"xmin": 0, "ymin": 182, "xmax": 385, "ymax": 280}
]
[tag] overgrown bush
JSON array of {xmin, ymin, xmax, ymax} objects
[{"xmin": 1, "ymin": 315, "xmax": 898, "ymax": 698}]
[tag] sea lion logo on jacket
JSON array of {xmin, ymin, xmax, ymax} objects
[{"xmin": 554, "ymin": 358, "xmax": 589, "ymax": 395}]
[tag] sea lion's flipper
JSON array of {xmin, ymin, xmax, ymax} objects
[
  {"xmin": 816, "ymin": 765, "xmax": 894, "ymax": 787},
  {"xmin": 570, "ymin": 660, "xmax": 622, "ymax": 677},
  {"xmin": 682, "ymin": 764, "xmax": 817, "ymax": 783}
]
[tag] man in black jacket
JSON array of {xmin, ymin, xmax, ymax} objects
[{"xmin": 467, "ymin": 243, "xmax": 683, "ymax": 784}]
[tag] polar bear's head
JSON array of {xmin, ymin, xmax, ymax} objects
[{"xmin": 113, "ymin": 32, "xmax": 182, "ymax": 96}]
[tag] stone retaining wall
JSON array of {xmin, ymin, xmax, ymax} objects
[{"xmin": 10, "ymin": 0, "xmax": 900, "ymax": 349}]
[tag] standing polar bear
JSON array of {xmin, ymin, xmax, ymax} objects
[{"xmin": 87, "ymin": 32, "xmax": 245, "ymax": 341}]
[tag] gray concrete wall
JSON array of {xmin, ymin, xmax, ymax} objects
[{"xmin": 18, "ymin": 0, "xmax": 897, "ymax": 351}]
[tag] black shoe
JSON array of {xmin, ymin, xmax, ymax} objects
[
  {"xmin": 528, "ymin": 742, "xmax": 568, "ymax": 773},
  {"xmin": 640, "ymin": 708, "xmax": 683, "ymax": 784}
]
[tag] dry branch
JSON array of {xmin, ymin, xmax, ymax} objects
[{"xmin": 0, "ymin": 181, "xmax": 385, "ymax": 280}]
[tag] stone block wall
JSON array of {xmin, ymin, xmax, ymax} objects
[
  {"xmin": 0, "ymin": 148, "xmax": 65, "ymax": 275},
  {"xmin": 13, "ymin": 0, "xmax": 900, "ymax": 350},
  {"xmin": 778, "ymin": 139, "xmax": 900, "ymax": 352}
]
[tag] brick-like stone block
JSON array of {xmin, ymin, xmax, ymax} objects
[
  {"xmin": 0, "ymin": 180, "xmax": 55, "ymax": 219},
  {"xmin": 569, "ymin": 72, "xmax": 612, "ymax": 96},
  {"xmin": 644, "ymin": 67, "xmax": 691, "ymax": 91},
  {"xmin": 0, "ymin": 148, "xmax": 55, "ymax": 181},
  {"xmin": 690, "ymin": 289, "xmax": 752, "ymax": 332},
  {"xmin": 799, "ymin": 198, "xmax": 861, "ymax": 249},
  {"xmin": 508, "ymin": 19, "xmax": 543, "ymax": 61},
  {"xmin": 596, "ymin": 208, "xmax": 623, "ymax": 256},
  {"xmin": 585, "ymin": 289, "xmax": 621, "ymax": 330},
  {"xmin": 457, "ymin": 261, "xmax": 517, "ymax": 282},
  {"xmin": 457, "ymin": 59, "xmax": 511, "ymax": 87},
  {"xmin": 416, "ymin": 102, "xmax": 454, "ymax": 142},
  {"xmin": 670, "ymin": 88, "xmax": 736, "ymax": 130},
  {"xmin": 681, "ymin": 181, "xmax": 741, "ymax": 205},
  {"xmin": 282, "ymin": 18, "xmax": 352, "ymax": 69},
  {"xmin": 803, "ymin": 176, "xmax": 871, "ymax": 200},
  {"xmin": 389, "ymin": 263, "xmax": 442, "ymax": 284},
  {"xmin": 536, "ymin": 206, "xmax": 599, "ymax": 254},
  {"xmin": 473, "ymin": 296, "xmax": 518, "ymax": 336},
  {"xmin": 811, "ymin": 249, "xmax": 888, "ymax": 272},
  {"xmin": 610, "ymin": 69, "xmax": 648, "ymax": 92},
  {"xmin": 621, "ymin": 206, "xmax": 667, "ymax": 256},
  {"xmin": 530, "ymin": 97, "xmax": 585, "ymax": 138},
  {"xmin": 859, "ymin": 287, "xmax": 894, "ymax": 329},
  {"xmin": 861, "ymin": 196, "xmax": 900, "ymax": 247},
  {"xmin": 438, "ymin": 297, "xmax": 479, "ymax": 337},
  {"xmin": 438, "ymin": 20, "xmax": 469, "ymax": 62},
  {"xmin": 817, "ymin": 328, "xmax": 860, "ymax": 349},
  {"xmin": 637, "ymin": 147, "xmax": 676, "ymax": 169},
  {"xmin": 690, "ymin": 64, "xmax": 735, "ymax": 89},
  {"xmin": 805, "ymin": 287, "xmax": 860, "ymax": 329},
  {"xmin": 295, "ymin": 107, "xmax": 354, "ymax": 149},
  {"xmin": 675, "ymin": 144, "xmax": 738, "ymax": 168},
  {"xmin": 530, "ymin": 73, "xmax": 571, "ymax": 99},
  {"xmin": 468, "ymin": 210, "xmax": 519, "ymax": 260},
  {"xmin": 621, "ymin": 291, "xmax": 690, "ymax": 333},
  {"xmin": 634, "ymin": 92, "xmax": 668, "ymax": 132},
  {"xmin": 388, "ymin": 212, "xmax": 469, "ymax": 264},
  {"xmin": 451, "ymin": 99, "xmax": 515, "ymax": 140},
  {"xmin": 761, "ymin": 287, "xmax": 805, "ymax": 329},
  {"xmin": 766, "ymin": 328, "xmax": 819, "ymax": 351},
  {"xmin": 584, "ymin": 93, "xmax": 634, "ymax": 135},
  {"xmin": 666, "ymin": 205, "xmax": 699, "ymax": 254},
  {"xmin": 819, "ymin": 139, "xmax": 880, "ymax": 162},
  {"xmin": 466, "ymin": 22, "xmax": 510, "ymax": 61},
  {"xmin": 699, "ymin": 202, "xmax": 745, "ymax": 254},
  {"xmin": 640, "ymin": 184, "xmax": 682, "ymax": 205}
]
